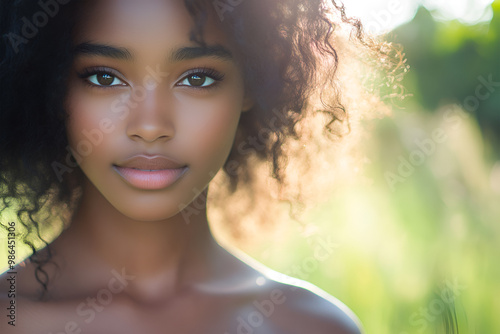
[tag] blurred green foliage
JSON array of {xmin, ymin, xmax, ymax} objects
[
  {"xmin": 248, "ymin": 3, "xmax": 500, "ymax": 333},
  {"xmin": 250, "ymin": 105, "xmax": 500, "ymax": 333},
  {"xmin": 390, "ymin": 1, "xmax": 500, "ymax": 151}
]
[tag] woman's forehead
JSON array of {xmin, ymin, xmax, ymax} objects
[{"xmin": 73, "ymin": 0, "xmax": 229, "ymax": 49}]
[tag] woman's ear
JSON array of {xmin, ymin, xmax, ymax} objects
[{"xmin": 241, "ymin": 93, "xmax": 255, "ymax": 112}]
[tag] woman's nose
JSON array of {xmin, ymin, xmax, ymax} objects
[{"xmin": 125, "ymin": 87, "xmax": 175, "ymax": 143}]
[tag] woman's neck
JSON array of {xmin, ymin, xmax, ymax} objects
[{"xmin": 60, "ymin": 177, "xmax": 220, "ymax": 301}]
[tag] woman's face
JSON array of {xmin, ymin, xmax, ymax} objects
[{"xmin": 64, "ymin": 0, "xmax": 252, "ymax": 221}]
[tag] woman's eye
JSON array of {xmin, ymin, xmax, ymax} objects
[
  {"xmin": 178, "ymin": 74, "xmax": 216, "ymax": 88},
  {"xmin": 87, "ymin": 73, "xmax": 126, "ymax": 87}
]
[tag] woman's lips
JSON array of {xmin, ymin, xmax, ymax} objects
[
  {"xmin": 113, "ymin": 166, "xmax": 188, "ymax": 190},
  {"xmin": 113, "ymin": 155, "xmax": 188, "ymax": 190}
]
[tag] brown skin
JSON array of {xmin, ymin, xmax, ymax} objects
[{"xmin": 0, "ymin": 1, "xmax": 363, "ymax": 333}]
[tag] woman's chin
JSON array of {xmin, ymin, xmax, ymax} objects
[{"xmin": 113, "ymin": 204, "xmax": 188, "ymax": 223}]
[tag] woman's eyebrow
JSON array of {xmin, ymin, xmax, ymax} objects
[
  {"xmin": 72, "ymin": 42, "xmax": 233, "ymax": 62},
  {"xmin": 73, "ymin": 43, "xmax": 133, "ymax": 60},
  {"xmin": 169, "ymin": 45, "xmax": 233, "ymax": 62}
]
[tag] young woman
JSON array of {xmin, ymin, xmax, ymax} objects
[{"xmin": 0, "ymin": 0, "xmax": 401, "ymax": 333}]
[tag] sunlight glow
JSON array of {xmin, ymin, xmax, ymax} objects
[{"xmin": 341, "ymin": 0, "xmax": 495, "ymax": 34}]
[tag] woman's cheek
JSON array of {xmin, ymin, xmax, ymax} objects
[
  {"xmin": 65, "ymin": 91, "xmax": 121, "ymax": 163},
  {"xmin": 186, "ymin": 99, "xmax": 240, "ymax": 155}
]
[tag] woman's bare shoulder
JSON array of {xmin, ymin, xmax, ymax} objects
[
  {"xmin": 224, "ymin": 248, "xmax": 364, "ymax": 334},
  {"xmin": 0, "ymin": 259, "xmax": 43, "ymax": 333},
  {"xmin": 0, "ymin": 258, "xmax": 41, "ymax": 299},
  {"xmin": 241, "ymin": 273, "xmax": 364, "ymax": 334}
]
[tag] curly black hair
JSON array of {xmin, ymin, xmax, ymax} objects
[{"xmin": 0, "ymin": 0, "xmax": 404, "ymax": 296}]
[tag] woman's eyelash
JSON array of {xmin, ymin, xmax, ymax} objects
[
  {"xmin": 177, "ymin": 67, "xmax": 225, "ymax": 90},
  {"xmin": 76, "ymin": 67, "xmax": 126, "ymax": 89},
  {"xmin": 76, "ymin": 66, "xmax": 225, "ymax": 90}
]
